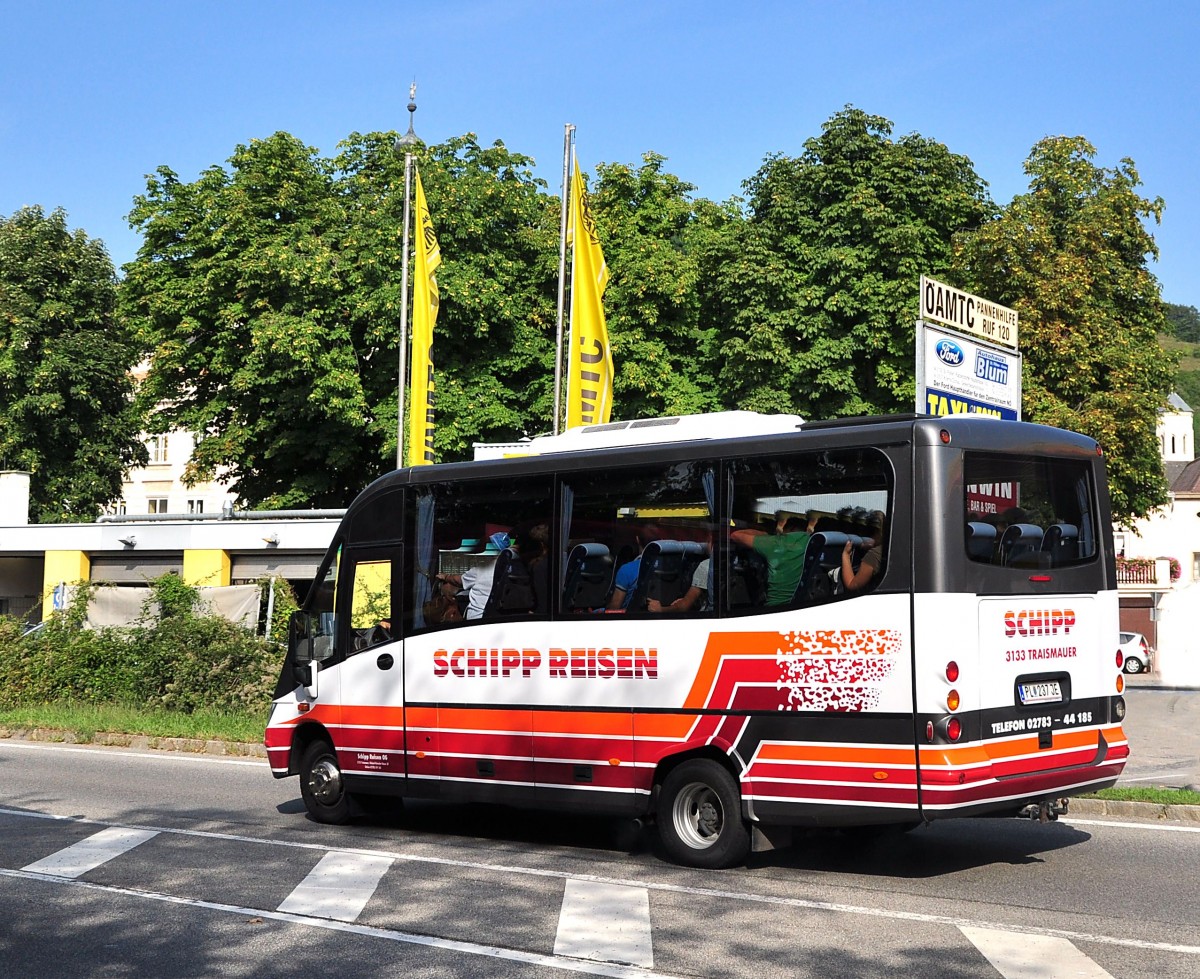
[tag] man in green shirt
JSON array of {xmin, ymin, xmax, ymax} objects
[{"xmin": 731, "ymin": 511, "xmax": 817, "ymax": 606}]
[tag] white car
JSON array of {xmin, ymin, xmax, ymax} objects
[{"xmin": 1119, "ymin": 631, "xmax": 1151, "ymax": 674}]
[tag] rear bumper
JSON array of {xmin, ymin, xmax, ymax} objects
[{"xmin": 918, "ymin": 724, "xmax": 1127, "ymax": 816}]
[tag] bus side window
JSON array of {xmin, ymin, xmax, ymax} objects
[
  {"xmin": 408, "ymin": 475, "xmax": 553, "ymax": 633},
  {"xmin": 725, "ymin": 449, "xmax": 892, "ymax": 613},
  {"xmin": 560, "ymin": 460, "xmax": 716, "ymax": 616}
]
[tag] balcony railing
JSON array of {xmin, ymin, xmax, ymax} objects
[
  {"xmin": 1116, "ymin": 564, "xmax": 1159, "ymax": 585},
  {"xmin": 1115, "ymin": 558, "xmax": 1172, "ymax": 587}
]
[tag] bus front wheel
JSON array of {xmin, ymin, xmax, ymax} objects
[
  {"xmin": 656, "ymin": 759, "xmax": 750, "ymax": 869},
  {"xmin": 299, "ymin": 740, "xmax": 352, "ymax": 824}
]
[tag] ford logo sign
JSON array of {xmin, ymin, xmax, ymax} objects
[{"xmin": 935, "ymin": 339, "xmax": 964, "ymax": 366}]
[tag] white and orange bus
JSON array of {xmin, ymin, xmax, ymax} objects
[{"xmin": 265, "ymin": 412, "xmax": 1129, "ymax": 867}]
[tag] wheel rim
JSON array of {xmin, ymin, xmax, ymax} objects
[
  {"xmin": 306, "ymin": 756, "xmax": 343, "ymax": 805},
  {"xmin": 1125, "ymin": 658, "xmax": 1142, "ymax": 674},
  {"xmin": 672, "ymin": 780, "xmax": 724, "ymax": 850}
]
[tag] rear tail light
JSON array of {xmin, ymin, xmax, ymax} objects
[
  {"xmin": 946, "ymin": 718, "xmax": 962, "ymax": 741},
  {"xmin": 1116, "ymin": 675, "xmax": 1124, "ymax": 693},
  {"xmin": 947, "ymin": 689, "xmax": 961, "ymax": 711},
  {"xmin": 946, "ymin": 661, "xmax": 959, "ymax": 683},
  {"xmin": 1115, "ymin": 650, "xmax": 1123, "ymax": 668}
]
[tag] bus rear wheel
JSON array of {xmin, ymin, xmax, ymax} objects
[
  {"xmin": 657, "ymin": 759, "xmax": 750, "ymax": 869},
  {"xmin": 299, "ymin": 740, "xmax": 352, "ymax": 824}
]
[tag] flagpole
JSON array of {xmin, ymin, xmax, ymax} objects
[
  {"xmin": 552, "ymin": 123, "xmax": 575, "ymax": 435},
  {"xmin": 394, "ymin": 84, "xmax": 420, "ymax": 468}
]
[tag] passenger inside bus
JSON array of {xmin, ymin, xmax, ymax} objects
[
  {"xmin": 513, "ymin": 520, "xmax": 552, "ymax": 614},
  {"xmin": 606, "ymin": 526, "xmax": 662, "ymax": 611},
  {"xmin": 840, "ymin": 511, "xmax": 886, "ymax": 592},
  {"xmin": 730, "ymin": 511, "xmax": 818, "ymax": 606},
  {"xmin": 648, "ymin": 556, "xmax": 710, "ymax": 613}
]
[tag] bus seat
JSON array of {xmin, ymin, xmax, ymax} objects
[
  {"xmin": 482, "ymin": 548, "xmax": 535, "ymax": 616},
  {"xmin": 1041, "ymin": 523, "xmax": 1079, "ymax": 564},
  {"xmin": 729, "ymin": 546, "xmax": 768, "ymax": 609},
  {"xmin": 1001, "ymin": 523, "xmax": 1045, "ymax": 567},
  {"xmin": 628, "ymin": 540, "xmax": 705, "ymax": 611},
  {"xmin": 793, "ymin": 532, "xmax": 851, "ymax": 605},
  {"xmin": 562, "ymin": 543, "xmax": 614, "ymax": 611},
  {"xmin": 966, "ymin": 521, "xmax": 997, "ymax": 561}
]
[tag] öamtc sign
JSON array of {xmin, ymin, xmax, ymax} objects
[{"xmin": 920, "ymin": 276, "xmax": 1019, "ymax": 351}]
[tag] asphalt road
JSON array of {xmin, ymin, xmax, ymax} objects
[
  {"xmin": 1, "ymin": 739, "xmax": 1197, "ymax": 978},
  {"xmin": 1120, "ymin": 684, "xmax": 1200, "ymax": 789}
]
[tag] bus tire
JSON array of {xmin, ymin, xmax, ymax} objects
[
  {"xmin": 657, "ymin": 759, "xmax": 750, "ymax": 869},
  {"xmin": 299, "ymin": 739, "xmax": 352, "ymax": 824}
]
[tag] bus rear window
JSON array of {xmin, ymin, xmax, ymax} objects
[{"xmin": 963, "ymin": 453, "xmax": 1097, "ymax": 568}]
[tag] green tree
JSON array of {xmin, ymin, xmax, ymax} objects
[
  {"xmin": 706, "ymin": 107, "xmax": 992, "ymax": 418},
  {"xmin": 590, "ymin": 153, "xmax": 727, "ymax": 419},
  {"xmin": 0, "ymin": 206, "xmax": 147, "ymax": 522},
  {"xmin": 123, "ymin": 132, "xmax": 371, "ymax": 509},
  {"xmin": 123, "ymin": 132, "xmax": 562, "ymax": 507},
  {"xmin": 954, "ymin": 137, "xmax": 1176, "ymax": 523},
  {"xmin": 1165, "ymin": 302, "xmax": 1200, "ymax": 343}
]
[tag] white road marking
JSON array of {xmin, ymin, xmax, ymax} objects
[
  {"xmin": 0, "ymin": 740, "xmax": 265, "ymax": 767},
  {"xmin": 961, "ymin": 925, "xmax": 1115, "ymax": 978},
  {"xmin": 0, "ymin": 868, "xmax": 671, "ymax": 979},
  {"xmin": 555, "ymin": 878, "xmax": 653, "ymax": 968},
  {"xmin": 2, "ymin": 807, "xmax": 1197, "ymax": 957},
  {"xmin": 277, "ymin": 850, "xmax": 393, "ymax": 921},
  {"xmin": 21, "ymin": 826, "xmax": 158, "ymax": 878},
  {"xmin": 1063, "ymin": 817, "xmax": 1200, "ymax": 834}
]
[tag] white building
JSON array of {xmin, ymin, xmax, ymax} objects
[
  {"xmin": 1116, "ymin": 393, "xmax": 1200, "ymax": 684},
  {"xmin": 118, "ymin": 428, "xmax": 238, "ymax": 517},
  {"xmin": 116, "ymin": 362, "xmax": 239, "ymax": 517}
]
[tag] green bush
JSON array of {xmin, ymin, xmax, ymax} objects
[{"xmin": 0, "ymin": 574, "xmax": 283, "ymax": 714}]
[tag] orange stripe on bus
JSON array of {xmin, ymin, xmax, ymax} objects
[
  {"xmin": 756, "ymin": 743, "xmax": 917, "ymax": 766},
  {"xmin": 434, "ymin": 707, "xmax": 531, "ymax": 732},
  {"xmin": 683, "ymin": 633, "xmax": 782, "ymax": 709},
  {"xmin": 532, "ymin": 711, "xmax": 633, "ymax": 737},
  {"xmin": 920, "ymin": 725, "xmax": 1125, "ymax": 768}
]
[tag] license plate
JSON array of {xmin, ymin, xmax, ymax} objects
[{"xmin": 1018, "ymin": 680, "xmax": 1063, "ymax": 705}]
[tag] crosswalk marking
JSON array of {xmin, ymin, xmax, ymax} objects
[
  {"xmin": 961, "ymin": 926, "xmax": 1116, "ymax": 979},
  {"xmin": 554, "ymin": 878, "xmax": 654, "ymax": 968},
  {"xmin": 277, "ymin": 850, "xmax": 394, "ymax": 922},
  {"xmin": 1, "ymin": 867, "xmax": 670, "ymax": 979},
  {"xmin": 21, "ymin": 826, "xmax": 159, "ymax": 879},
  {"xmin": 4, "ymin": 808, "xmax": 1198, "ymax": 960}
]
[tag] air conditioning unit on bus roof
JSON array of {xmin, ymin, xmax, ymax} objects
[{"xmin": 528, "ymin": 411, "xmax": 805, "ymax": 454}]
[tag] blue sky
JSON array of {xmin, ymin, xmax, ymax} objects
[{"xmin": 2, "ymin": 0, "xmax": 1197, "ymax": 303}]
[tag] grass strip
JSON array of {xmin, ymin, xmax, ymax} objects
[
  {"xmin": 1080, "ymin": 785, "xmax": 1200, "ymax": 806},
  {"xmin": 0, "ymin": 702, "xmax": 265, "ymax": 745}
]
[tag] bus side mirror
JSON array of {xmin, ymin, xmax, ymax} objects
[
  {"xmin": 290, "ymin": 610, "xmax": 315, "ymax": 662},
  {"xmin": 289, "ymin": 611, "xmax": 315, "ymax": 687}
]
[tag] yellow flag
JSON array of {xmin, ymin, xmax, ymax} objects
[
  {"xmin": 566, "ymin": 157, "xmax": 612, "ymax": 428},
  {"xmin": 408, "ymin": 167, "xmax": 441, "ymax": 466}
]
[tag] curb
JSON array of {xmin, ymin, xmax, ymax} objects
[
  {"xmin": 0, "ymin": 726, "xmax": 268, "ymax": 759},
  {"xmin": 1067, "ymin": 797, "xmax": 1200, "ymax": 824}
]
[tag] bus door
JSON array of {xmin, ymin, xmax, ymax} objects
[{"xmin": 336, "ymin": 545, "xmax": 407, "ymax": 788}]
